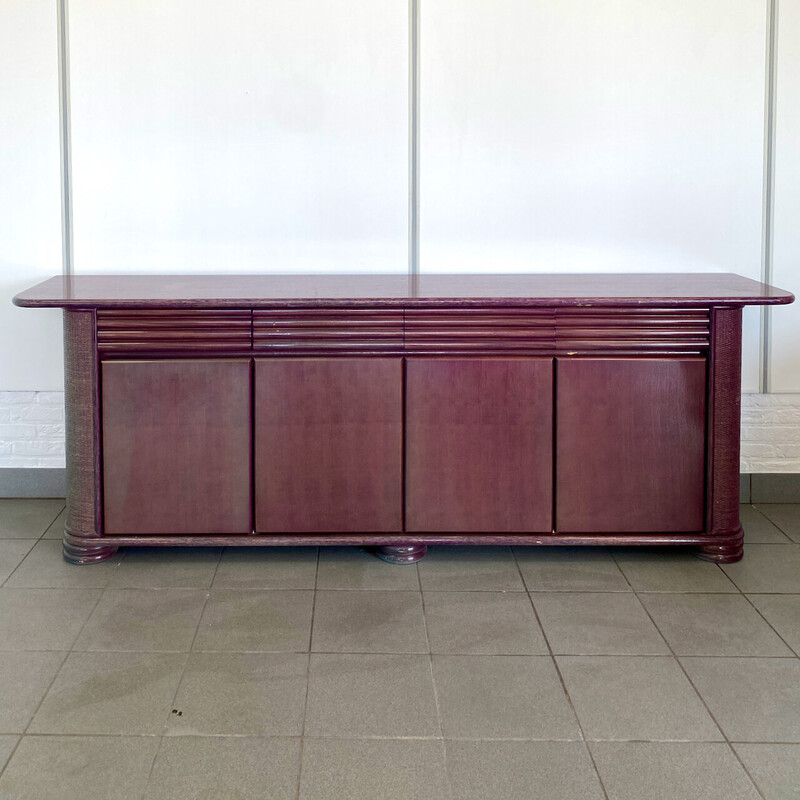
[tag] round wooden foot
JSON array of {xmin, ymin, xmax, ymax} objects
[
  {"xmin": 375, "ymin": 545, "xmax": 428, "ymax": 564},
  {"xmin": 63, "ymin": 540, "xmax": 119, "ymax": 565},
  {"xmin": 693, "ymin": 527, "xmax": 744, "ymax": 563}
]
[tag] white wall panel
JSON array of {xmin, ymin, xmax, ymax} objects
[
  {"xmin": 770, "ymin": 0, "xmax": 800, "ymax": 392},
  {"xmin": 69, "ymin": 0, "xmax": 408, "ymax": 274},
  {"xmin": 421, "ymin": 0, "xmax": 766, "ymax": 390},
  {"xmin": 0, "ymin": 0, "xmax": 64, "ymax": 390}
]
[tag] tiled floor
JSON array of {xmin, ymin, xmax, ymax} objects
[{"xmin": 0, "ymin": 500, "xmax": 798, "ymax": 799}]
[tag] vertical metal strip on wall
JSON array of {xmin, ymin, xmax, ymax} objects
[
  {"xmin": 57, "ymin": 0, "xmax": 74, "ymax": 277},
  {"xmin": 760, "ymin": 0, "xmax": 779, "ymax": 392},
  {"xmin": 409, "ymin": 0, "xmax": 420, "ymax": 282}
]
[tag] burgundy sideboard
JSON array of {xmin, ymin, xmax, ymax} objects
[{"xmin": 14, "ymin": 273, "xmax": 793, "ymax": 565}]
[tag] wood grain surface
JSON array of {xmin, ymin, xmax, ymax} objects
[
  {"xmin": 556, "ymin": 357, "xmax": 707, "ymax": 533},
  {"xmin": 405, "ymin": 357, "xmax": 553, "ymax": 533},
  {"xmin": 102, "ymin": 359, "xmax": 252, "ymax": 534},
  {"xmin": 255, "ymin": 358, "xmax": 403, "ymax": 533}
]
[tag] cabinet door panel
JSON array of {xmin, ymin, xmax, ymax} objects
[
  {"xmin": 556, "ymin": 357, "xmax": 706, "ymax": 533},
  {"xmin": 255, "ymin": 359, "xmax": 402, "ymax": 533},
  {"xmin": 406, "ymin": 358, "xmax": 553, "ymax": 533},
  {"xmin": 102, "ymin": 359, "xmax": 252, "ymax": 534}
]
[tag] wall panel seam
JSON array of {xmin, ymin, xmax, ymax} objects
[
  {"xmin": 57, "ymin": 0, "xmax": 73, "ymax": 277},
  {"xmin": 760, "ymin": 0, "xmax": 779, "ymax": 392}
]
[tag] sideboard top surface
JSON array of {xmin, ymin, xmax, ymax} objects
[{"xmin": 14, "ymin": 273, "xmax": 794, "ymax": 309}]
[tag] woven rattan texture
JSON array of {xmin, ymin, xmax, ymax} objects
[
  {"xmin": 63, "ymin": 309, "xmax": 100, "ymax": 537},
  {"xmin": 708, "ymin": 306, "xmax": 742, "ymax": 534}
]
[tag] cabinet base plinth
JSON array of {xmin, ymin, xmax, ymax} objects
[
  {"xmin": 375, "ymin": 545, "xmax": 428, "ymax": 564},
  {"xmin": 63, "ymin": 538, "xmax": 119, "ymax": 565},
  {"xmin": 693, "ymin": 528, "xmax": 744, "ymax": 563}
]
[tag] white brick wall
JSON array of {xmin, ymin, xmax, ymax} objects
[
  {"xmin": 0, "ymin": 391, "xmax": 65, "ymax": 467},
  {"xmin": 0, "ymin": 389, "xmax": 798, "ymax": 473},
  {"xmin": 740, "ymin": 394, "xmax": 800, "ymax": 473}
]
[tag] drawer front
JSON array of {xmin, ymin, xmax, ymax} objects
[
  {"xmin": 97, "ymin": 309, "xmax": 252, "ymax": 355},
  {"xmin": 254, "ymin": 309, "xmax": 403, "ymax": 354}
]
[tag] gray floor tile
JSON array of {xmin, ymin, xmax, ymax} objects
[
  {"xmin": 0, "ymin": 736, "xmax": 18, "ymax": 772},
  {"xmin": 515, "ymin": 546, "xmax": 631, "ymax": 592},
  {"xmin": 74, "ymin": 589, "xmax": 208, "ymax": 652},
  {"xmin": 213, "ymin": 547, "xmax": 318, "ymax": 589},
  {"xmin": 433, "ymin": 655, "xmax": 580, "ymax": 740},
  {"xmin": 424, "ymin": 591, "xmax": 548, "ymax": 655},
  {"xmin": 418, "ymin": 547, "xmax": 525, "ymax": 592},
  {"xmin": 305, "ymin": 654, "xmax": 439, "ymax": 737},
  {"xmin": 590, "ymin": 742, "xmax": 760, "ymax": 800},
  {"xmin": 0, "ymin": 499, "xmax": 64, "ymax": 539},
  {"xmin": 0, "ymin": 652, "xmax": 65, "ymax": 733},
  {"xmin": 755, "ymin": 504, "xmax": 800, "ymax": 543},
  {"xmin": 445, "ymin": 740, "xmax": 604, "ymax": 800},
  {"xmin": 0, "ymin": 540, "xmax": 35, "ymax": 585},
  {"xmin": 193, "ymin": 589, "xmax": 313, "ymax": 652},
  {"xmin": 740, "ymin": 505, "xmax": 791, "ymax": 543},
  {"xmin": 4, "ymin": 540, "xmax": 123, "ymax": 588},
  {"xmin": 722, "ymin": 545, "xmax": 800, "ymax": 593},
  {"xmin": 557, "ymin": 655, "xmax": 722, "ymax": 741},
  {"xmin": 747, "ymin": 594, "xmax": 800, "ymax": 655},
  {"xmin": 639, "ymin": 593, "xmax": 793, "ymax": 656},
  {"xmin": 614, "ymin": 550, "xmax": 737, "ymax": 592},
  {"xmin": 317, "ymin": 547, "xmax": 421, "ymax": 590},
  {"xmin": 109, "ymin": 547, "xmax": 222, "ymax": 589},
  {"xmin": 532, "ymin": 593, "xmax": 669, "ymax": 655},
  {"xmin": 29, "ymin": 651, "xmax": 187, "ymax": 735},
  {"xmin": 734, "ymin": 744, "xmax": 800, "ymax": 800},
  {"xmin": 0, "ymin": 588, "xmax": 101, "ymax": 650},
  {"xmin": 0, "ymin": 735, "xmax": 159, "ymax": 800},
  {"xmin": 145, "ymin": 737, "xmax": 301, "ymax": 800},
  {"xmin": 299, "ymin": 738, "xmax": 450, "ymax": 800},
  {"xmin": 42, "ymin": 508, "xmax": 66, "ymax": 539},
  {"xmin": 681, "ymin": 657, "xmax": 800, "ymax": 742},
  {"xmin": 165, "ymin": 652, "xmax": 307, "ymax": 736},
  {"xmin": 312, "ymin": 590, "xmax": 427, "ymax": 653}
]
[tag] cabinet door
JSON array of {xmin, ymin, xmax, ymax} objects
[
  {"xmin": 556, "ymin": 357, "xmax": 706, "ymax": 533},
  {"xmin": 102, "ymin": 359, "xmax": 252, "ymax": 534},
  {"xmin": 406, "ymin": 358, "xmax": 553, "ymax": 533},
  {"xmin": 255, "ymin": 358, "xmax": 402, "ymax": 533}
]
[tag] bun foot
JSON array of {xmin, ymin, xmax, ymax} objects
[
  {"xmin": 63, "ymin": 539, "xmax": 119, "ymax": 565},
  {"xmin": 375, "ymin": 545, "xmax": 427, "ymax": 564},
  {"xmin": 693, "ymin": 527, "xmax": 744, "ymax": 563}
]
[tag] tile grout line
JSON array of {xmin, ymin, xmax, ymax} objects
[
  {"xmin": 744, "ymin": 503, "xmax": 793, "ymax": 543},
  {"xmin": 416, "ymin": 559, "xmax": 454, "ymax": 799},
  {"xmin": 137, "ymin": 547, "xmax": 225, "ymax": 797},
  {"xmin": 739, "ymin": 592, "xmax": 800, "ymax": 659},
  {"xmin": 4, "ymin": 646, "xmax": 799, "ymax": 658},
  {"xmin": 4, "ymin": 729, "xmax": 800, "ymax": 743},
  {"xmin": 15, "ymin": 506, "xmax": 105, "ymax": 745},
  {"xmin": 6, "ymin": 557, "xmax": 109, "ymax": 776},
  {"xmin": 38, "ymin": 504, "xmax": 67, "ymax": 541},
  {"xmin": 1, "ymin": 504, "xmax": 68, "ymax": 588},
  {"xmin": 295, "ymin": 547, "xmax": 321, "ymax": 800},
  {"xmin": 613, "ymin": 551, "xmax": 770, "ymax": 800},
  {"xmin": 752, "ymin": 505, "xmax": 800, "ymax": 542},
  {"xmin": 512, "ymin": 548, "xmax": 611, "ymax": 800}
]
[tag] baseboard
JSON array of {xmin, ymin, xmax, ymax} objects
[
  {"xmin": 748, "ymin": 474, "xmax": 800, "ymax": 504},
  {"xmin": 740, "ymin": 474, "xmax": 751, "ymax": 503},
  {"xmin": 0, "ymin": 468, "xmax": 66, "ymax": 498},
  {"xmin": 0, "ymin": 468, "xmax": 797, "ymax": 503}
]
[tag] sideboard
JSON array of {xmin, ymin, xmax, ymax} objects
[{"xmin": 14, "ymin": 273, "xmax": 793, "ymax": 565}]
